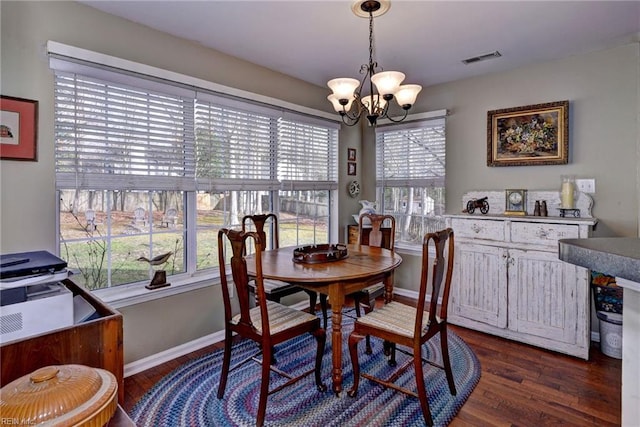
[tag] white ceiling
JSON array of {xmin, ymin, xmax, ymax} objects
[{"xmin": 80, "ymin": 1, "xmax": 640, "ymax": 90}]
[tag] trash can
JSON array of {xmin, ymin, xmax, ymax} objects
[
  {"xmin": 596, "ymin": 311, "xmax": 622, "ymax": 359},
  {"xmin": 591, "ymin": 271, "xmax": 623, "ymax": 359}
]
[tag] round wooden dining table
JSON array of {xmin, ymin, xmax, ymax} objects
[{"xmin": 245, "ymin": 243, "xmax": 402, "ymax": 395}]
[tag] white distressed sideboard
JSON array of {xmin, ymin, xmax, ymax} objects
[{"xmin": 445, "ymin": 190, "xmax": 597, "ymax": 359}]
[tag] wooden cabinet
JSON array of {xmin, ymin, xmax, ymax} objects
[
  {"xmin": 347, "ymin": 224, "xmax": 359, "ymax": 244},
  {"xmin": 445, "ymin": 213, "xmax": 596, "ymax": 359},
  {"xmin": 1, "ymin": 279, "xmax": 124, "ymax": 403}
]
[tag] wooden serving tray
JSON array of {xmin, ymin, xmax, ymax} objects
[{"xmin": 292, "ymin": 244, "xmax": 348, "ymax": 264}]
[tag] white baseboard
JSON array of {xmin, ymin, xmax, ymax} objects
[
  {"xmin": 392, "ymin": 287, "xmax": 419, "ymax": 300},
  {"xmin": 124, "ymin": 330, "xmax": 226, "ymax": 378}
]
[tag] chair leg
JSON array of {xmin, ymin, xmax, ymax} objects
[
  {"xmin": 413, "ymin": 345, "xmax": 434, "ymax": 427},
  {"xmin": 353, "ymin": 294, "xmax": 363, "ymax": 318},
  {"xmin": 440, "ymin": 326, "xmax": 457, "ymax": 396},
  {"xmin": 313, "ymin": 328, "xmax": 328, "ymax": 392},
  {"xmin": 347, "ymin": 332, "xmax": 365, "ymax": 397},
  {"xmin": 319, "ymin": 294, "xmax": 329, "ymax": 330},
  {"xmin": 352, "ymin": 294, "xmax": 375, "ymax": 353},
  {"xmin": 217, "ymin": 328, "xmax": 233, "ymax": 399},
  {"xmin": 306, "ymin": 290, "xmax": 317, "ymax": 314},
  {"xmin": 256, "ymin": 343, "xmax": 272, "ymax": 427},
  {"xmin": 387, "ymin": 342, "xmax": 397, "ymax": 367},
  {"xmin": 365, "ymin": 334, "xmax": 373, "ymax": 355},
  {"xmin": 305, "ymin": 290, "xmax": 328, "ymax": 329}
]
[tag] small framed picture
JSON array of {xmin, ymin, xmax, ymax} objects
[
  {"xmin": 1, "ymin": 95, "xmax": 38, "ymax": 161},
  {"xmin": 347, "ymin": 162, "xmax": 356, "ymax": 176},
  {"xmin": 348, "ymin": 148, "xmax": 356, "ymax": 161}
]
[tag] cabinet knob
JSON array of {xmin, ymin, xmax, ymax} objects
[
  {"xmin": 471, "ymin": 224, "xmax": 481, "ymax": 233},
  {"xmin": 537, "ymin": 229, "xmax": 549, "ymax": 238}
]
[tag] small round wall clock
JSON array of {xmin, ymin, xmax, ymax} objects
[
  {"xmin": 348, "ymin": 180, "xmax": 361, "ymax": 198},
  {"xmin": 505, "ymin": 189, "xmax": 527, "ymax": 215}
]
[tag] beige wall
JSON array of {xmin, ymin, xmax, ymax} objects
[
  {"xmin": 433, "ymin": 43, "xmax": 639, "ymax": 237},
  {"xmin": 1, "ymin": 2, "xmax": 638, "ymax": 363},
  {"xmin": 382, "ymin": 43, "xmax": 640, "ymax": 295}
]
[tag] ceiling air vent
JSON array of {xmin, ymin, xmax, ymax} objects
[{"xmin": 462, "ymin": 51, "xmax": 502, "ymax": 65}]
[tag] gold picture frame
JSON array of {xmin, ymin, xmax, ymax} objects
[{"xmin": 487, "ymin": 100, "xmax": 568, "ymax": 167}]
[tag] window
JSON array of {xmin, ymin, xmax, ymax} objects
[
  {"xmin": 376, "ymin": 117, "xmax": 446, "ymax": 247},
  {"xmin": 53, "ymin": 52, "xmax": 338, "ymax": 291}
]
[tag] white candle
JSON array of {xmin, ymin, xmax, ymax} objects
[{"xmin": 561, "ymin": 181, "xmax": 574, "ymax": 208}]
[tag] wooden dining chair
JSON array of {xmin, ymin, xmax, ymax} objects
[
  {"xmin": 243, "ymin": 213, "xmax": 329, "ymax": 328},
  {"xmin": 352, "ymin": 213, "xmax": 396, "ymax": 316},
  {"xmin": 242, "ymin": 214, "xmax": 304, "ymax": 303},
  {"xmin": 347, "ymin": 228, "xmax": 457, "ymax": 427},
  {"xmin": 320, "ymin": 213, "xmax": 395, "ymax": 352},
  {"xmin": 217, "ymin": 228, "xmax": 327, "ymax": 427}
]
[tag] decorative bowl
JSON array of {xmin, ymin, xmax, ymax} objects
[{"xmin": 292, "ymin": 244, "xmax": 348, "ymax": 264}]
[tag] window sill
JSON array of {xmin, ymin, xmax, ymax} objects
[
  {"xmin": 93, "ymin": 272, "xmax": 221, "ymax": 310},
  {"xmin": 394, "ymin": 243, "xmax": 423, "ymax": 257}
]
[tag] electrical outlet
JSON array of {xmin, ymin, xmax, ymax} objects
[{"xmin": 575, "ymin": 178, "xmax": 595, "ymax": 193}]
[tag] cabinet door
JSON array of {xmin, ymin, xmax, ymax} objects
[
  {"xmin": 507, "ymin": 249, "xmax": 579, "ymax": 343},
  {"xmin": 451, "ymin": 243, "xmax": 507, "ymax": 328}
]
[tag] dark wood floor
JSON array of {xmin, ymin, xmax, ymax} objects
[{"xmin": 123, "ymin": 303, "xmax": 621, "ymax": 426}]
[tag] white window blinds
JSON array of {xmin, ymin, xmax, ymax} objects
[
  {"xmin": 278, "ymin": 119, "xmax": 338, "ymax": 190},
  {"xmin": 55, "ymin": 71, "xmax": 196, "ymax": 191},
  {"xmin": 376, "ymin": 118, "xmax": 446, "ymax": 188},
  {"xmin": 195, "ymin": 99, "xmax": 279, "ymax": 191},
  {"xmin": 51, "ymin": 44, "xmax": 338, "ymax": 194}
]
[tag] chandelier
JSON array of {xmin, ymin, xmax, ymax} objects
[{"xmin": 327, "ymin": 0, "xmax": 422, "ymax": 127}]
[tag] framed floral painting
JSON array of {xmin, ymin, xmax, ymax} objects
[{"xmin": 487, "ymin": 100, "xmax": 568, "ymax": 167}]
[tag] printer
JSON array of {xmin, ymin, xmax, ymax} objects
[{"xmin": 0, "ymin": 251, "xmax": 73, "ymax": 343}]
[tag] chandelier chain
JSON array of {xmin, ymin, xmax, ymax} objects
[{"xmin": 368, "ymin": 9, "xmax": 374, "ymax": 70}]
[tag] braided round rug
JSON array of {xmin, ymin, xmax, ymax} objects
[{"xmin": 131, "ymin": 312, "xmax": 480, "ymax": 426}]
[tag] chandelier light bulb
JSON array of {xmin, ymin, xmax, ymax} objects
[
  {"xmin": 394, "ymin": 84, "xmax": 422, "ymax": 108},
  {"xmin": 327, "ymin": 78, "xmax": 360, "ymax": 103},
  {"xmin": 361, "ymin": 94, "xmax": 387, "ymax": 115},
  {"xmin": 371, "ymin": 71, "xmax": 405, "ymax": 97},
  {"xmin": 327, "ymin": 94, "xmax": 354, "ymax": 113}
]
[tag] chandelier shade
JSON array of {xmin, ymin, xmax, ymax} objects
[
  {"xmin": 327, "ymin": 78, "xmax": 360, "ymax": 102},
  {"xmin": 327, "ymin": 0, "xmax": 421, "ymax": 126},
  {"xmin": 361, "ymin": 94, "xmax": 387, "ymax": 116},
  {"xmin": 327, "ymin": 94, "xmax": 354, "ymax": 112},
  {"xmin": 370, "ymin": 71, "xmax": 405, "ymax": 97},
  {"xmin": 394, "ymin": 84, "xmax": 422, "ymax": 107}
]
